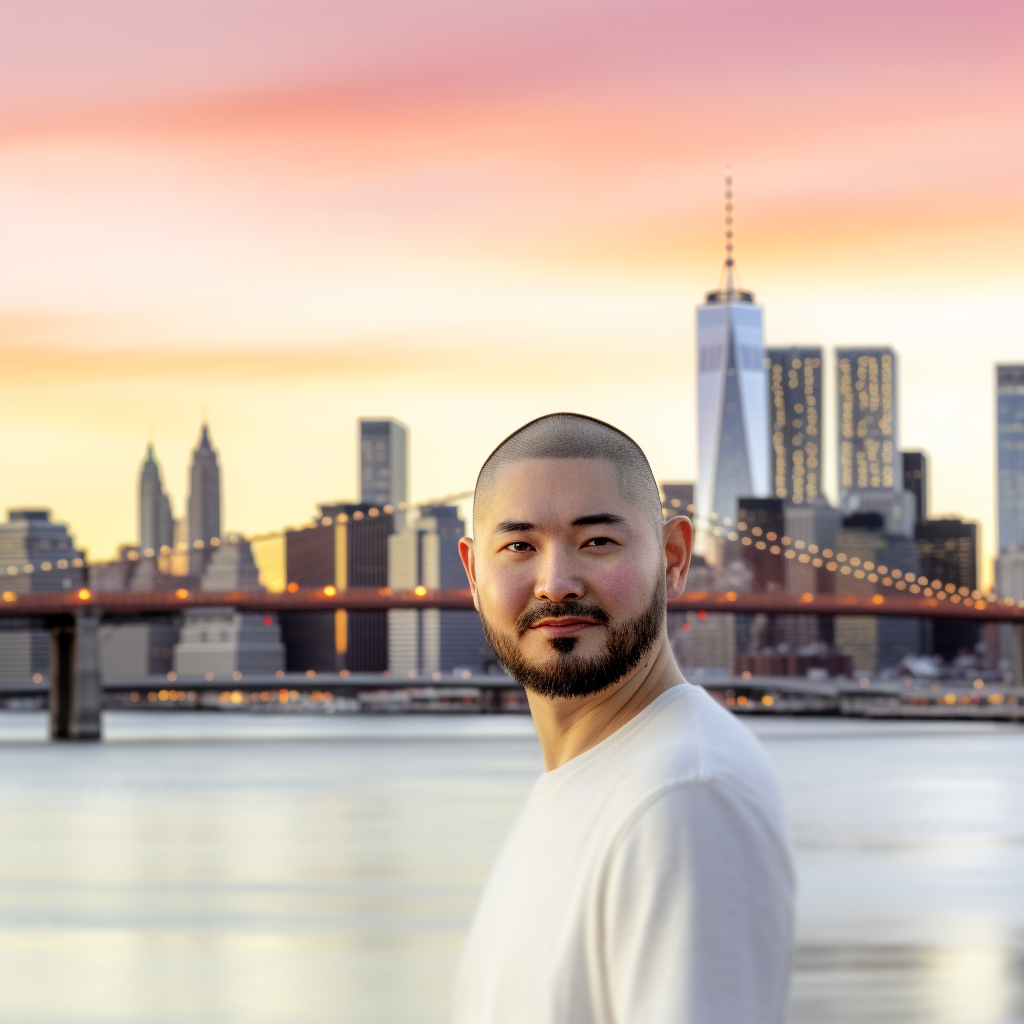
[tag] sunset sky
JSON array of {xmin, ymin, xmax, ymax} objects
[{"xmin": 1, "ymin": 0, "xmax": 1022, "ymax": 582}]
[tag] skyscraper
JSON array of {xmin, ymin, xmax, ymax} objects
[
  {"xmin": 915, "ymin": 517, "xmax": 979, "ymax": 661},
  {"xmin": 187, "ymin": 424, "xmax": 221, "ymax": 572},
  {"xmin": 388, "ymin": 505, "xmax": 487, "ymax": 675},
  {"xmin": 766, "ymin": 347, "xmax": 823, "ymax": 506},
  {"xmin": 836, "ymin": 347, "xmax": 914, "ymax": 536},
  {"xmin": 902, "ymin": 451, "xmax": 928, "ymax": 526},
  {"xmin": 138, "ymin": 444, "xmax": 174, "ymax": 555},
  {"xmin": 281, "ymin": 503, "xmax": 398, "ymax": 673},
  {"xmin": 996, "ymin": 365, "xmax": 1024, "ymax": 552},
  {"xmin": 359, "ymin": 418, "xmax": 408, "ymax": 508},
  {"xmin": 696, "ymin": 176, "xmax": 769, "ymax": 530}
]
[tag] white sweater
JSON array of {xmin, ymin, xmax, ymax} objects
[{"xmin": 453, "ymin": 683, "xmax": 795, "ymax": 1024}]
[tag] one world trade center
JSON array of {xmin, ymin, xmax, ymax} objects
[{"xmin": 695, "ymin": 175, "xmax": 769, "ymax": 533}]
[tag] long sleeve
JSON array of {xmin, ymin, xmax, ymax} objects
[{"xmin": 599, "ymin": 779, "xmax": 794, "ymax": 1024}]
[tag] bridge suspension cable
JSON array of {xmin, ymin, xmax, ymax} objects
[{"xmin": 684, "ymin": 516, "xmax": 1018, "ymax": 609}]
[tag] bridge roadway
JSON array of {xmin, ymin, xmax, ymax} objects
[
  {"xmin": 3, "ymin": 586, "xmax": 1023, "ymax": 621},
  {"xmin": 0, "ymin": 587, "xmax": 1020, "ymax": 740}
]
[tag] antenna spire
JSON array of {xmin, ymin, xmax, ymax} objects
[
  {"xmin": 707, "ymin": 167, "xmax": 753, "ymax": 304},
  {"xmin": 724, "ymin": 165, "xmax": 735, "ymax": 295}
]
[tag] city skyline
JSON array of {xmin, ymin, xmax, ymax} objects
[
  {"xmin": 1, "ymin": 0, "xmax": 1021, "ymax": 582},
  {"xmin": 3, "ymin": 348, "xmax": 1020, "ymax": 590}
]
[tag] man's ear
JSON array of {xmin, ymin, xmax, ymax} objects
[
  {"xmin": 662, "ymin": 516, "xmax": 692, "ymax": 600},
  {"xmin": 458, "ymin": 537, "xmax": 481, "ymax": 612}
]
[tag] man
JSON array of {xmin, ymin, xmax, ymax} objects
[{"xmin": 454, "ymin": 413, "xmax": 794, "ymax": 1024}]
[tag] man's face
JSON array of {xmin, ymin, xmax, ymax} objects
[{"xmin": 460, "ymin": 458, "xmax": 687, "ymax": 698}]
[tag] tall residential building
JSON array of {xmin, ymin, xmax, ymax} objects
[
  {"xmin": 187, "ymin": 424, "xmax": 221, "ymax": 573},
  {"xmin": 997, "ymin": 365, "xmax": 1024, "ymax": 552},
  {"xmin": 0, "ymin": 509, "xmax": 86, "ymax": 684},
  {"xmin": 902, "ymin": 451, "xmax": 928, "ymax": 526},
  {"xmin": 836, "ymin": 347, "xmax": 914, "ymax": 536},
  {"xmin": 138, "ymin": 444, "xmax": 175, "ymax": 556},
  {"xmin": 766, "ymin": 347, "xmax": 824, "ymax": 506},
  {"xmin": 359, "ymin": 418, "xmax": 408, "ymax": 508},
  {"xmin": 388, "ymin": 505, "xmax": 488, "ymax": 676},
  {"xmin": 696, "ymin": 176, "xmax": 769, "ymax": 531}
]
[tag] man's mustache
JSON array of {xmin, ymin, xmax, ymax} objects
[{"xmin": 515, "ymin": 601, "xmax": 611, "ymax": 638}]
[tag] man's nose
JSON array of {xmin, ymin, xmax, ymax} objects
[{"xmin": 534, "ymin": 548, "xmax": 584, "ymax": 604}]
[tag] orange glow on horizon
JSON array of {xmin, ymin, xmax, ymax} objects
[{"xmin": 0, "ymin": 0, "xmax": 1020, "ymax": 591}]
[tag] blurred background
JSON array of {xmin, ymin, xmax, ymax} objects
[{"xmin": 1, "ymin": 1, "xmax": 1022, "ymax": 1022}]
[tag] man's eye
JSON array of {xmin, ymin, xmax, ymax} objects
[
  {"xmin": 506, "ymin": 542, "xmax": 533, "ymax": 553},
  {"xmin": 583, "ymin": 537, "xmax": 616, "ymax": 548}
]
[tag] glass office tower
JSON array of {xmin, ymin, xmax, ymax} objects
[
  {"xmin": 997, "ymin": 365, "xmax": 1024, "ymax": 552},
  {"xmin": 696, "ymin": 282, "xmax": 769, "ymax": 528}
]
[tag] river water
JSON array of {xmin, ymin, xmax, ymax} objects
[{"xmin": 0, "ymin": 710, "xmax": 1021, "ymax": 1024}]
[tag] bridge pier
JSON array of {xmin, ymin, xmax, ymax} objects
[
  {"xmin": 1007, "ymin": 622, "xmax": 1024, "ymax": 689},
  {"xmin": 50, "ymin": 609, "xmax": 103, "ymax": 741}
]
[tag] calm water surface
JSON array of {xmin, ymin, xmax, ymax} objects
[{"xmin": 0, "ymin": 710, "xmax": 1022, "ymax": 1024}]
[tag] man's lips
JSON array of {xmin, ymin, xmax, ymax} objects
[{"xmin": 529, "ymin": 618, "xmax": 601, "ymax": 635}]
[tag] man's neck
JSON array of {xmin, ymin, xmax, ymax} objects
[{"xmin": 526, "ymin": 635, "xmax": 686, "ymax": 772}]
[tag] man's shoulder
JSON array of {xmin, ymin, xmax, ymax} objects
[{"xmin": 610, "ymin": 683, "xmax": 784, "ymax": 820}]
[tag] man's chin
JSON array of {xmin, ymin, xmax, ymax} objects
[
  {"xmin": 522, "ymin": 634, "xmax": 603, "ymax": 662},
  {"xmin": 493, "ymin": 640, "xmax": 624, "ymax": 700}
]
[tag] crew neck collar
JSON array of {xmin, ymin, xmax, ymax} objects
[{"xmin": 535, "ymin": 682, "xmax": 693, "ymax": 791}]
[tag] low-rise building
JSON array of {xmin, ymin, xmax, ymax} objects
[
  {"xmin": 833, "ymin": 513, "xmax": 923, "ymax": 671},
  {"xmin": 172, "ymin": 537, "xmax": 285, "ymax": 679}
]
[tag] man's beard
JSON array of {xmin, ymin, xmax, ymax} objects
[{"xmin": 479, "ymin": 575, "xmax": 666, "ymax": 699}]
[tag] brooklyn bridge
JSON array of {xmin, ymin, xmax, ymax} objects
[{"xmin": 2, "ymin": 585, "xmax": 1022, "ymax": 740}]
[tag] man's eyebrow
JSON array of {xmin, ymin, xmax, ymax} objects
[
  {"xmin": 494, "ymin": 520, "xmax": 535, "ymax": 535},
  {"xmin": 572, "ymin": 513, "xmax": 627, "ymax": 527}
]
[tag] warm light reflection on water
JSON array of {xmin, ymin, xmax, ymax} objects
[{"xmin": 0, "ymin": 712, "xmax": 1022, "ymax": 1023}]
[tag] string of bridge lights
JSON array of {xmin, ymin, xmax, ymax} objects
[
  {"xmin": 3, "ymin": 557, "xmax": 84, "ymax": 577},
  {"xmin": 692, "ymin": 514, "xmax": 1023, "ymax": 608},
  {"xmin": 5, "ymin": 506, "xmax": 1021, "ymax": 611}
]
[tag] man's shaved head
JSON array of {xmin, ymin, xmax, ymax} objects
[{"xmin": 474, "ymin": 413, "xmax": 664, "ymax": 530}]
